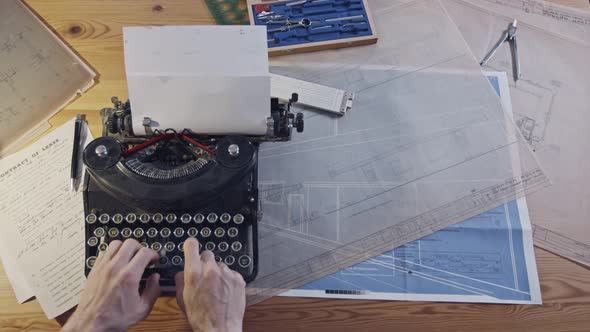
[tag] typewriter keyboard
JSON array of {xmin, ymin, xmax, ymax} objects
[{"xmin": 84, "ymin": 211, "xmax": 256, "ymax": 284}]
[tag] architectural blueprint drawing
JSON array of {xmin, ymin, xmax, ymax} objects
[
  {"xmin": 479, "ymin": 0, "xmax": 590, "ymax": 46},
  {"xmin": 245, "ymin": 0, "xmax": 549, "ymax": 306},
  {"xmin": 446, "ymin": 0, "xmax": 590, "ymax": 267},
  {"xmin": 283, "ymin": 199, "xmax": 541, "ymax": 304},
  {"xmin": 281, "ymin": 73, "xmax": 542, "ymax": 305}
]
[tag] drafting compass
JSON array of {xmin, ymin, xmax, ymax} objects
[{"xmin": 480, "ymin": 19, "xmax": 520, "ymax": 83}]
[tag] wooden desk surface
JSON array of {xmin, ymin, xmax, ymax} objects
[{"xmin": 2, "ymin": 1, "xmax": 590, "ymax": 331}]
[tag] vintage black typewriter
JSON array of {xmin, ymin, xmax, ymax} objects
[{"xmin": 83, "ymin": 96, "xmax": 303, "ymax": 287}]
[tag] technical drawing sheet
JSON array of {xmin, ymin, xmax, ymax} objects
[
  {"xmin": 445, "ymin": 0, "xmax": 590, "ymax": 267},
  {"xmin": 247, "ymin": 0, "xmax": 549, "ymax": 305},
  {"xmin": 282, "ymin": 73, "xmax": 542, "ymax": 305},
  {"xmin": 0, "ymin": 0, "xmax": 96, "ymax": 157},
  {"xmin": 284, "ymin": 199, "xmax": 541, "ymax": 304},
  {"xmin": 471, "ymin": 0, "xmax": 590, "ymax": 46}
]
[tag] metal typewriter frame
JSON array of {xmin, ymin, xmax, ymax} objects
[{"xmin": 82, "ymin": 96, "xmax": 303, "ymax": 288}]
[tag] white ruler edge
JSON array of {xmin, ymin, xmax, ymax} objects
[{"xmin": 270, "ymin": 73, "xmax": 354, "ymax": 116}]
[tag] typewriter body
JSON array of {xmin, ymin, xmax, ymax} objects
[{"xmin": 83, "ymin": 96, "xmax": 303, "ymax": 287}]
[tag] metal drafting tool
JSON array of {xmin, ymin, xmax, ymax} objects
[
  {"xmin": 311, "ymin": 25, "xmax": 333, "ymax": 30},
  {"xmin": 342, "ymin": 21, "xmax": 368, "ymax": 27},
  {"xmin": 480, "ymin": 19, "xmax": 520, "ymax": 82},
  {"xmin": 325, "ymin": 14, "xmax": 365, "ymax": 21},
  {"xmin": 267, "ymin": 18, "xmax": 315, "ymax": 32},
  {"xmin": 287, "ymin": 0, "xmax": 330, "ymax": 6}
]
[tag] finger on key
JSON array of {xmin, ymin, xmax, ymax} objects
[
  {"xmin": 184, "ymin": 238, "xmax": 203, "ymax": 281},
  {"xmin": 200, "ymin": 249, "xmax": 215, "ymax": 265},
  {"xmin": 112, "ymin": 239, "xmax": 142, "ymax": 268},
  {"xmin": 125, "ymin": 247, "xmax": 160, "ymax": 279},
  {"xmin": 100, "ymin": 239, "xmax": 123, "ymax": 263}
]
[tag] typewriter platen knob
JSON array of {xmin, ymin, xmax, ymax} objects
[{"xmin": 295, "ymin": 112, "xmax": 304, "ymax": 133}]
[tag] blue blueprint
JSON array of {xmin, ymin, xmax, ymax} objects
[{"xmin": 281, "ymin": 72, "xmax": 541, "ymax": 304}]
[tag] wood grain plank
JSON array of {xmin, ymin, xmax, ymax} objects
[
  {"xmin": 4, "ymin": 248, "xmax": 589, "ymax": 331},
  {"xmin": 1, "ymin": 0, "xmax": 589, "ymax": 331}
]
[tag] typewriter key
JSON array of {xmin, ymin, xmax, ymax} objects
[
  {"xmin": 201, "ymin": 227, "xmax": 211, "ymax": 238},
  {"xmin": 152, "ymin": 213, "xmax": 163, "ymax": 223},
  {"xmin": 140, "ymin": 242, "xmax": 149, "ymax": 248},
  {"xmin": 207, "ymin": 213, "xmax": 218, "ymax": 223},
  {"xmin": 94, "ymin": 227, "xmax": 106, "ymax": 237},
  {"xmin": 86, "ymin": 214, "xmax": 97, "ymax": 224},
  {"xmin": 214, "ymin": 227, "xmax": 225, "ymax": 238},
  {"xmin": 227, "ymin": 227, "xmax": 238, "ymax": 238},
  {"xmin": 181, "ymin": 214, "xmax": 192, "ymax": 224},
  {"xmin": 224, "ymin": 255, "xmax": 235, "ymax": 266},
  {"xmin": 147, "ymin": 227, "xmax": 158, "ymax": 238},
  {"xmin": 215, "ymin": 256, "xmax": 222, "ymax": 263},
  {"xmin": 139, "ymin": 213, "xmax": 151, "ymax": 223},
  {"xmin": 159, "ymin": 256, "xmax": 168, "ymax": 265},
  {"xmin": 178, "ymin": 241, "xmax": 185, "ymax": 252},
  {"xmin": 126, "ymin": 213, "xmax": 137, "ymax": 223},
  {"xmin": 112, "ymin": 214, "xmax": 124, "ymax": 224},
  {"xmin": 108, "ymin": 228, "xmax": 120, "ymax": 237},
  {"xmin": 160, "ymin": 227, "xmax": 171, "ymax": 237},
  {"xmin": 86, "ymin": 256, "xmax": 97, "ymax": 269},
  {"xmin": 164, "ymin": 242, "xmax": 175, "ymax": 251},
  {"xmin": 238, "ymin": 255, "xmax": 252, "ymax": 268},
  {"xmin": 220, "ymin": 213, "xmax": 231, "ymax": 223},
  {"xmin": 187, "ymin": 227, "xmax": 198, "ymax": 237},
  {"xmin": 151, "ymin": 242, "xmax": 162, "ymax": 251},
  {"xmin": 99, "ymin": 214, "xmax": 110, "ymax": 224},
  {"xmin": 174, "ymin": 227, "xmax": 185, "ymax": 238},
  {"xmin": 233, "ymin": 214, "xmax": 244, "ymax": 224},
  {"xmin": 194, "ymin": 213, "xmax": 205, "ymax": 224},
  {"xmin": 218, "ymin": 242, "xmax": 229, "ymax": 252},
  {"xmin": 172, "ymin": 256, "xmax": 183, "ymax": 266},
  {"xmin": 133, "ymin": 228, "xmax": 144, "ymax": 238},
  {"xmin": 166, "ymin": 213, "xmax": 177, "ymax": 223},
  {"xmin": 205, "ymin": 242, "xmax": 215, "ymax": 251},
  {"xmin": 121, "ymin": 228, "xmax": 132, "ymax": 238},
  {"xmin": 87, "ymin": 236, "xmax": 99, "ymax": 247},
  {"xmin": 98, "ymin": 243, "xmax": 108, "ymax": 251},
  {"xmin": 231, "ymin": 241, "xmax": 242, "ymax": 252}
]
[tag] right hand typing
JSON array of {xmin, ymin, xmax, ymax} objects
[{"xmin": 175, "ymin": 238, "xmax": 246, "ymax": 332}]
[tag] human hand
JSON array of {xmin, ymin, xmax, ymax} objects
[
  {"xmin": 62, "ymin": 239, "xmax": 161, "ymax": 332},
  {"xmin": 175, "ymin": 238, "xmax": 246, "ymax": 332}
]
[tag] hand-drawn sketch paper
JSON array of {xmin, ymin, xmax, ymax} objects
[
  {"xmin": 0, "ymin": 0, "xmax": 96, "ymax": 157},
  {"xmin": 445, "ymin": 0, "xmax": 590, "ymax": 267},
  {"xmin": 282, "ymin": 73, "xmax": 542, "ymax": 305},
  {"xmin": 245, "ymin": 0, "xmax": 549, "ymax": 305}
]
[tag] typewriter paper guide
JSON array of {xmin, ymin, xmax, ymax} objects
[{"xmin": 123, "ymin": 25, "xmax": 270, "ymax": 136}]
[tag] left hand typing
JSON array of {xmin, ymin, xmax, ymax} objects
[{"xmin": 62, "ymin": 239, "xmax": 161, "ymax": 332}]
